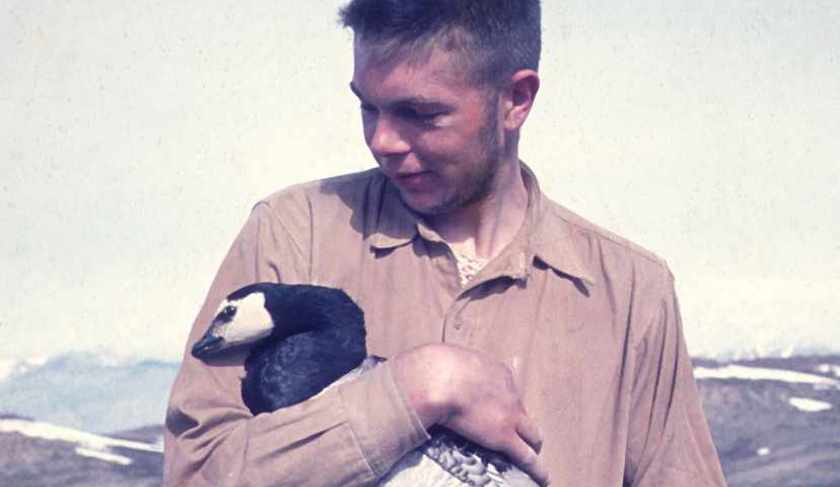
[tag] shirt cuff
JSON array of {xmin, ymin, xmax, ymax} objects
[{"xmin": 337, "ymin": 361, "xmax": 432, "ymax": 478}]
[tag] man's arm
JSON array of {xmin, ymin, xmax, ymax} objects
[
  {"xmin": 624, "ymin": 268, "xmax": 728, "ymax": 487},
  {"xmin": 164, "ymin": 202, "xmax": 430, "ymax": 487}
]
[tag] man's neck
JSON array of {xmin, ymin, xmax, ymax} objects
[{"xmin": 426, "ymin": 160, "xmax": 528, "ymax": 261}]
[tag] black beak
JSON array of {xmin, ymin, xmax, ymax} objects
[{"xmin": 191, "ymin": 332, "xmax": 224, "ymax": 359}]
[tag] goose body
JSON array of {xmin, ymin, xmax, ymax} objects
[{"xmin": 192, "ymin": 282, "xmax": 538, "ymax": 487}]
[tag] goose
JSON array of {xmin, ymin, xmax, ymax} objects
[{"xmin": 191, "ymin": 282, "xmax": 539, "ymax": 487}]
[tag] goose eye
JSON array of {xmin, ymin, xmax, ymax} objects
[{"xmin": 221, "ymin": 305, "xmax": 236, "ymax": 319}]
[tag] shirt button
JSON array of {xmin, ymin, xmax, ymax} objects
[{"xmin": 453, "ymin": 319, "xmax": 463, "ymax": 330}]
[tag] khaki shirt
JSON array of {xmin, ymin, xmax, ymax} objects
[{"xmin": 164, "ymin": 165, "xmax": 727, "ymax": 487}]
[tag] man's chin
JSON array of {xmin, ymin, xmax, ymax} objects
[
  {"xmin": 399, "ymin": 193, "xmax": 449, "ymax": 217},
  {"xmin": 399, "ymin": 186, "xmax": 489, "ymax": 219}
]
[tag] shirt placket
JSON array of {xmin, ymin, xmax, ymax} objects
[
  {"xmin": 441, "ymin": 254, "xmax": 529, "ymax": 345},
  {"xmin": 442, "ymin": 293, "xmax": 473, "ymax": 345},
  {"xmin": 417, "ymin": 219, "xmax": 530, "ymax": 345}
]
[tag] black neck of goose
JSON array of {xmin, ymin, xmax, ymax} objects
[{"xmin": 264, "ymin": 284, "xmax": 366, "ymax": 351}]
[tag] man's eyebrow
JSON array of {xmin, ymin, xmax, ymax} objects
[{"xmin": 348, "ymin": 82, "xmax": 446, "ymax": 108}]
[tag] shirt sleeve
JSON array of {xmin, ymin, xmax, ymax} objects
[
  {"xmin": 624, "ymin": 267, "xmax": 728, "ymax": 487},
  {"xmin": 163, "ymin": 201, "xmax": 430, "ymax": 487}
]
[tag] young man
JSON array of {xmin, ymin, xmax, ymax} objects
[{"xmin": 165, "ymin": 1, "xmax": 727, "ymax": 486}]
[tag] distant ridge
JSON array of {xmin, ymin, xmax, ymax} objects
[{"xmin": 0, "ymin": 352, "xmax": 178, "ymax": 433}]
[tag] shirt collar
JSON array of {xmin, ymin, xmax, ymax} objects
[
  {"xmin": 528, "ymin": 194, "xmax": 597, "ymax": 285},
  {"xmin": 367, "ymin": 177, "xmax": 419, "ymax": 249},
  {"xmin": 367, "ymin": 165, "xmax": 596, "ymax": 286},
  {"xmin": 367, "ymin": 182, "xmax": 448, "ymax": 249},
  {"xmin": 521, "ymin": 163, "xmax": 596, "ymax": 285}
]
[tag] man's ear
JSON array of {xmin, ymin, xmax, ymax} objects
[{"xmin": 502, "ymin": 69, "xmax": 540, "ymax": 131}]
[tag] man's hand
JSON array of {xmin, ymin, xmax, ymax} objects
[{"xmin": 391, "ymin": 344, "xmax": 550, "ymax": 486}]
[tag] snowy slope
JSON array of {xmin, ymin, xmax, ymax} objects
[
  {"xmin": 696, "ymin": 355, "xmax": 840, "ymax": 487},
  {"xmin": 694, "ymin": 364, "xmax": 840, "ymax": 387},
  {"xmin": 0, "ymin": 415, "xmax": 163, "ymax": 487},
  {"xmin": 0, "ymin": 417, "xmax": 162, "ymax": 465}
]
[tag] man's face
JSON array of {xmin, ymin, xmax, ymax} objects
[{"xmin": 350, "ymin": 40, "xmax": 503, "ymax": 216}]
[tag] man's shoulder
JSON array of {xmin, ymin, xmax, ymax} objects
[
  {"xmin": 257, "ymin": 168, "xmax": 384, "ymax": 207},
  {"xmin": 541, "ymin": 197, "xmax": 673, "ymax": 281},
  {"xmin": 241, "ymin": 168, "xmax": 386, "ymax": 242},
  {"xmin": 255, "ymin": 168, "xmax": 384, "ymax": 220}
]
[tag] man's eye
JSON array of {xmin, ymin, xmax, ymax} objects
[
  {"xmin": 360, "ymin": 103, "xmax": 377, "ymax": 114},
  {"xmin": 397, "ymin": 107, "xmax": 439, "ymax": 123}
]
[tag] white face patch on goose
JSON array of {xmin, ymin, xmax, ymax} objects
[{"xmin": 216, "ymin": 292, "xmax": 273, "ymax": 346}]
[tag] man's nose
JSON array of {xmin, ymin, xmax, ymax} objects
[{"xmin": 366, "ymin": 116, "xmax": 410, "ymax": 157}]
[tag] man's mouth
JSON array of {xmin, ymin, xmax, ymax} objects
[{"xmin": 394, "ymin": 171, "xmax": 435, "ymax": 191}]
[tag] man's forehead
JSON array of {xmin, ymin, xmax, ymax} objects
[{"xmin": 351, "ymin": 37, "xmax": 474, "ymax": 94}]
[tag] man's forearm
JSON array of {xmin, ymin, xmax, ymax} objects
[{"xmin": 165, "ymin": 359, "xmax": 429, "ymax": 487}]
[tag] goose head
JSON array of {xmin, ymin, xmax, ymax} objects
[
  {"xmin": 191, "ymin": 283, "xmax": 281, "ymax": 359},
  {"xmin": 191, "ymin": 282, "xmax": 366, "ymax": 360}
]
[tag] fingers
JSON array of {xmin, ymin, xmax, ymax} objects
[
  {"xmin": 504, "ymin": 435, "xmax": 551, "ymax": 486},
  {"xmin": 516, "ymin": 415, "xmax": 544, "ymax": 453}
]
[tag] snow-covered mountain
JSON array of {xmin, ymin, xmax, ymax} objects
[
  {"xmin": 0, "ymin": 356, "xmax": 49, "ymax": 382},
  {"xmin": 0, "ymin": 352, "xmax": 178, "ymax": 433}
]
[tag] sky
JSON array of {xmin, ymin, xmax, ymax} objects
[{"xmin": 1, "ymin": 1, "xmax": 838, "ymax": 362}]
